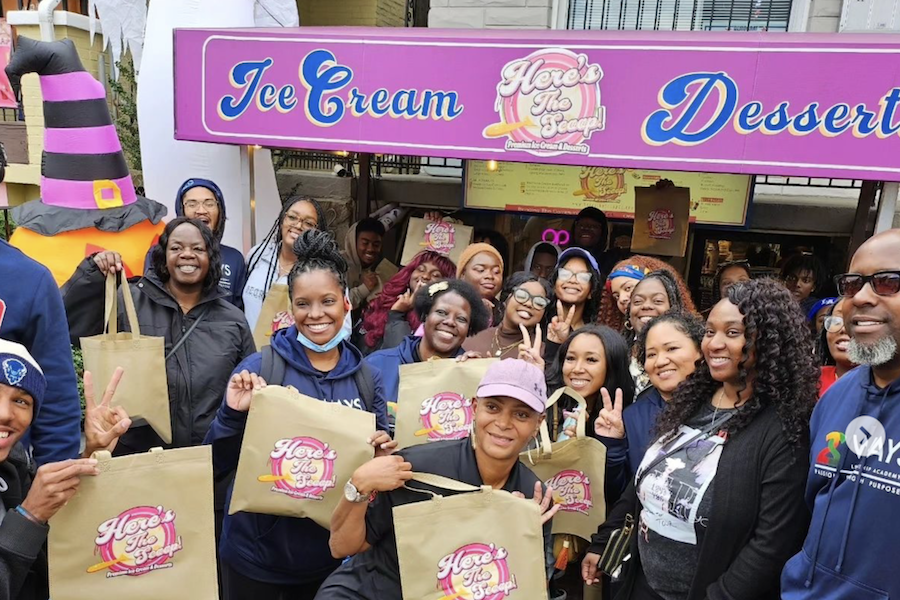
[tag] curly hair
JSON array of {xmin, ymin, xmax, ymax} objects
[
  {"xmin": 549, "ymin": 252, "xmax": 604, "ymax": 325},
  {"xmin": 625, "ymin": 270, "xmax": 697, "ymax": 346},
  {"xmin": 780, "ymin": 253, "xmax": 829, "ymax": 297},
  {"xmin": 654, "ymin": 279, "xmax": 818, "ymax": 448},
  {"xmin": 360, "ymin": 251, "xmax": 457, "ymax": 350},
  {"xmin": 287, "ymin": 229, "xmax": 348, "ymax": 299},
  {"xmin": 245, "ymin": 196, "xmax": 327, "ymax": 298},
  {"xmin": 546, "ymin": 325, "xmax": 636, "ymax": 429},
  {"xmin": 636, "ymin": 311, "xmax": 705, "ymax": 366},
  {"xmin": 597, "ymin": 256, "xmax": 696, "ymax": 332},
  {"xmin": 413, "ymin": 279, "xmax": 491, "ymax": 337},
  {"xmin": 150, "ymin": 217, "xmax": 222, "ymax": 296}
]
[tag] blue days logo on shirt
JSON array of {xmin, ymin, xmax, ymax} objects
[{"xmin": 813, "ymin": 416, "xmax": 900, "ymax": 497}]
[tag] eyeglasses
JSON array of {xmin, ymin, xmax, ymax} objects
[
  {"xmin": 558, "ymin": 268, "xmax": 592, "ymax": 284},
  {"xmin": 284, "ymin": 213, "xmax": 319, "ymax": 231},
  {"xmin": 835, "ymin": 271, "xmax": 900, "ymax": 297},
  {"xmin": 513, "ymin": 288, "xmax": 550, "ymax": 310},
  {"xmin": 183, "ymin": 199, "xmax": 218, "ymax": 211},
  {"xmin": 823, "ymin": 316, "xmax": 845, "ymax": 333}
]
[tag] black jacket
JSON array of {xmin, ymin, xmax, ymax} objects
[
  {"xmin": 589, "ymin": 405, "xmax": 810, "ymax": 600},
  {"xmin": 0, "ymin": 445, "xmax": 48, "ymax": 600},
  {"xmin": 62, "ymin": 258, "xmax": 256, "ymax": 452}
]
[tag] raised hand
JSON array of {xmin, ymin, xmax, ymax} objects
[
  {"xmin": 225, "ymin": 370, "xmax": 267, "ymax": 412},
  {"xmin": 391, "ymin": 289, "xmax": 414, "ymax": 313},
  {"xmin": 547, "ymin": 301, "xmax": 576, "ymax": 344},
  {"xmin": 594, "ymin": 387, "xmax": 625, "ymax": 439},
  {"xmin": 361, "ymin": 271, "xmax": 379, "ymax": 292},
  {"xmin": 82, "ymin": 368, "xmax": 132, "ymax": 457},
  {"xmin": 512, "ymin": 481, "xmax": 561, "ymax": 526},
  {"xmin": 518, "ymin": 323, "xmax": 544, "ymax": 370},
  {"xmin": 92, "ymin": 250, "xmax": 124, "ymax": 276}
]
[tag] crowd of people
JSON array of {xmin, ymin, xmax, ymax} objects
[{"xmin": 0, "ymin": 177, "xmax": 897, "ymax": 600}]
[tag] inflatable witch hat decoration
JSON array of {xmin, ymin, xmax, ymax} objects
[{"xmin": 5, "ymin": 36, "xmax": 166, "ymax": 285}]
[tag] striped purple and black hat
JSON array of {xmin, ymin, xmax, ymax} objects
[{"xmin": 5, "ymin": 36, "xmax": 164, "ymax": 235}]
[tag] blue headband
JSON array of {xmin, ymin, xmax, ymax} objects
[
  {"xmin": 608, "ymin": 265, "xmax": 648, "ymax": 282},
  {"xmin": 807, "ymin": 297, "xmax": 838, "ymax": 321}
]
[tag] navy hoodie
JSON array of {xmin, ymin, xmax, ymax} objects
[
  {"xmin": 144, "ymin": 178, "xmax": 247, "ymax": 308},
  {"xmin": 782, "ymin": 365, "xmax": 900, "ymax": 600},
  {"xmin": 204, "ymin": 326, "xmax": 388, "ymax": 585},
  {"xmin": 0, "ymin": 240, "xmax": 80, "ymax": 465},
  {"xmin": 365, "ymin": 335, "xmax": 465, "ymax": 403}
]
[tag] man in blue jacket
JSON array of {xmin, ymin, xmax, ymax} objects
[
  {"xmin": 0, "ymin": 239, "xmax": 80, "ymax": 465},
  {"xmin": 144, "ymin": 178, "xmax": 247, "ymax": 308},
  {"xmin": 782, "ymin": 228, "xmax": 900, "ymax": 599}
]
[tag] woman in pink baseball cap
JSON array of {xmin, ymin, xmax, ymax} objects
[{"xmin": 316, "ymin": 356, "xmax": 559, "ymax": 600}]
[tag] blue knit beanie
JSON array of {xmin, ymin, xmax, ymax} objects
[{"xmin": 0, "ymin": 339, "xmax": 46, "ymax": 415}]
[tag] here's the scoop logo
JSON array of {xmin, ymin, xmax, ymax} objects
[
  {"xmin": 259, "ymin": 436, "xmax": 337, "ymax": 500},
  {"xmin": 423, "ymin": 221, "xmax": 456, "ymax": 255},
  {"xmin": 485, "ymin": 48, "xmax": 605, "ymax": 157},
  {"xmin": 416, "ymin": 392, "xmax": 474, "ymax": 441},
  {"xmin": 546, "ymin": 469, "xmax": 593, "ymax": 515},
  {"xmin": 88, "ymin": 505, "xmax": 183, "ymax": 578},
  {"xmin": 647, "ymin": 209, "xmax": 676, "ymax": 240},
  {"xmin": 437, "ymin": 543, "xmax": 518, "ymax": 600}
]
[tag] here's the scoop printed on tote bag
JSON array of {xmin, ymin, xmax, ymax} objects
[
  {"xmin": 258, "ymin": 436, "xmax": 338, "ymax": 500},
  {"xmin": 436, "ymin": 543, "xmax": 518, "ymax": 600},
  {"xmin": 545, "ymin": 469, "xmax": 593, "ymax": 516},
  {"xmin": 416, "ymin": 392, "xmax": 475, "ymax": 441},
  {"xmin": 88, "ymin": 505, "xmax": 183, "ymax": 578}
]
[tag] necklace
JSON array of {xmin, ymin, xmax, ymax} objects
[
  {"xmin": 711, "ymin": 388, "xmax": 725, "ymax": 423},
  {"xmin": 491, "ymin": 327, "xmax": 522, "ymax": 357}
]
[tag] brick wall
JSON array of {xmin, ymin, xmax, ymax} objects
[
  {"xmin": 298, "ymin": 0, "xmax": 378, "ymax": 25},
  {"xmin": 429, "ymin": 0, "xmax": 551, "ymax": 29},
  {"xmin": 376, "ymin": 0, "xmax": 406, "ymax": 27}
]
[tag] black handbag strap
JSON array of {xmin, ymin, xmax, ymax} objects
[
  {"xmin": 165, "ymin": 307, "xmax": 209, "ymax": 361},
  {"xmin": 635, "ymin": 411, "xmax": 735, "ymax": 491}
]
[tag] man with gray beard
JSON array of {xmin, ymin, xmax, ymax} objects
[{"xmin": 782, "ymin": 229, "xmax": 900, "ymax": 599}]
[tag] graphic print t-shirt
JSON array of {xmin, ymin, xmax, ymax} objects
[{"xmin": 635, "ymin": 403, "xmax": 734, "ymax": 600}]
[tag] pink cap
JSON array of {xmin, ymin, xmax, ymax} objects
[{"xmin": 476, "ymin": 359, "xmax": 547, "ymax": 413}]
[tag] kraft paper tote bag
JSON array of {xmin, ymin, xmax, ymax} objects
[
  {"xmin": 395, "ymin": 358, "xmax": 497, "ymax": 450},
  {"xmin": 47, "ymin": 446, "xmax": 217, "ymax": 600},
  {"xmin": 400, "ymin": 217, "xmax": 474, "ymax": 266},
  {"xmin": 522, "ymin": 388, "xmax": 607, "ymax": 542},
  {"xmin": 229, "ymin": 385, "xmax": 376, "ymax": 529},
  {"xmin": 80, "ymin": 273, "xmax": 172, "ymax": 444},
  {"xmin": 394, "ymin": 472, "xmax": 548, "ymax": 600},
  {"xmin": 252, "ymin": 282, "xmax": 292, "ymax": 349}
]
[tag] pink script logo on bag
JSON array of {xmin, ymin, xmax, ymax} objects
[
  {"xmin": 88, "ymin": 505, "xmax": 183, "ymax": 577},
  {"xmin": 261, "ymin": 437, "xmax": 338, "ymax": 500},
  {"xmin": 546, "ymin": 469, "xmax": 593, "ymax": 515},
  {"xmin": 423, "ymin": 221, "xmax": 456, "ymax": 255},
  {"xmin": 415, "ymin": 392, "xmax": 474, "ymax": 441},
  {"xmin": 647, "ymin": 209, "xmax": 676, "ymax": 240},
  {"xmin": 437, "ymin": 543, "xmax": 518, "ymax": 600}
]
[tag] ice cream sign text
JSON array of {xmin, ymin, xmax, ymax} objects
[{"xmin": 218, "ymin": 49, "xmax": 464, "ymax": 126}]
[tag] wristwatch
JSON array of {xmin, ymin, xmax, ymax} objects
[{"xmin": 344, "ymin": 479, "xmax": 369, "ymax": 503}]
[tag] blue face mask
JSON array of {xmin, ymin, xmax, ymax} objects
[{"xmin": 294, "ymin": 293, "xmax": 353, "ymax": 353}]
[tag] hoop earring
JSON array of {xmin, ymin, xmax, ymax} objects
[{"xmin": 624, "ymin": 320, "xmax": 634, "ymax": 331}]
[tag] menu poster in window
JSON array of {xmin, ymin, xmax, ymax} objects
[
  {"xmin": 632, "ymin": 185, "xmax": 691, "ymax": 257},
  {"xmin": 0, "ymin": 20, "xmax": 15, "ymax": 109}
]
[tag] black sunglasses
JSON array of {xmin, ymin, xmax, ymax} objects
[{"xmin": 834, "ymin": 271, "xmax": 900, "ymax": 297}]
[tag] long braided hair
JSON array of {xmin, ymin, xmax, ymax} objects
[{"xmin": 244, "ymin": 196, "xmax": 327, "ymax": 298}]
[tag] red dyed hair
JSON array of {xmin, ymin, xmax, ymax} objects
[
  {"xmin": 597, "ymin": 255, "xmax": 697, "ymax": 332},
  {"xmin": 361, "ymin": 251, "xmax": 457, "ymax": 350}
]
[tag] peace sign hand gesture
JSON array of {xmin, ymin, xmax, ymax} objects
[
  {"xmin": 547, "ymin": 300, "xmax": 576, "ymax": 344},
  {"xmin": 518, "ymin": 324, "xmax": 544, "ymax": 370},
  {"xmin": 593, "ymin": 387, "xmax": 626, "ymax": 439},
  {"xmin": 82, "ymin": 368, "xmax": 132, "ymax": 457}
]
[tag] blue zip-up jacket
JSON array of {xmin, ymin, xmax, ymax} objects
[
  {"xmin": 365, "ymin": 335, "xmax": 465, "ymax": 402},
  {"xmin": 0, "ymin": 240, "xmax": 80, "ymax": 465},
  {"xmin": 204, "ymin": 326, "xmax": 388, "ymax": 585},
  {"xmin": 144, "ymin": 178, "xmax": 247, "ymax": 309},
  {"xmin": 782, "ymin": 365, "xmax": 900, "ymax": 600},
  {"xmin": 599, "ymin": 386, "xmax": 667, "ymax": 500}
]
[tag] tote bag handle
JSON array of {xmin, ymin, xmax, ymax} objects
[{"xmin": 103, "ymin": 272, "xmax": 141, "ymax": 337}]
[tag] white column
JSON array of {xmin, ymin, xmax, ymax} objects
[{"xmin": 876, "ymin": 182, "xmax": 899, "ymax": 233}]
